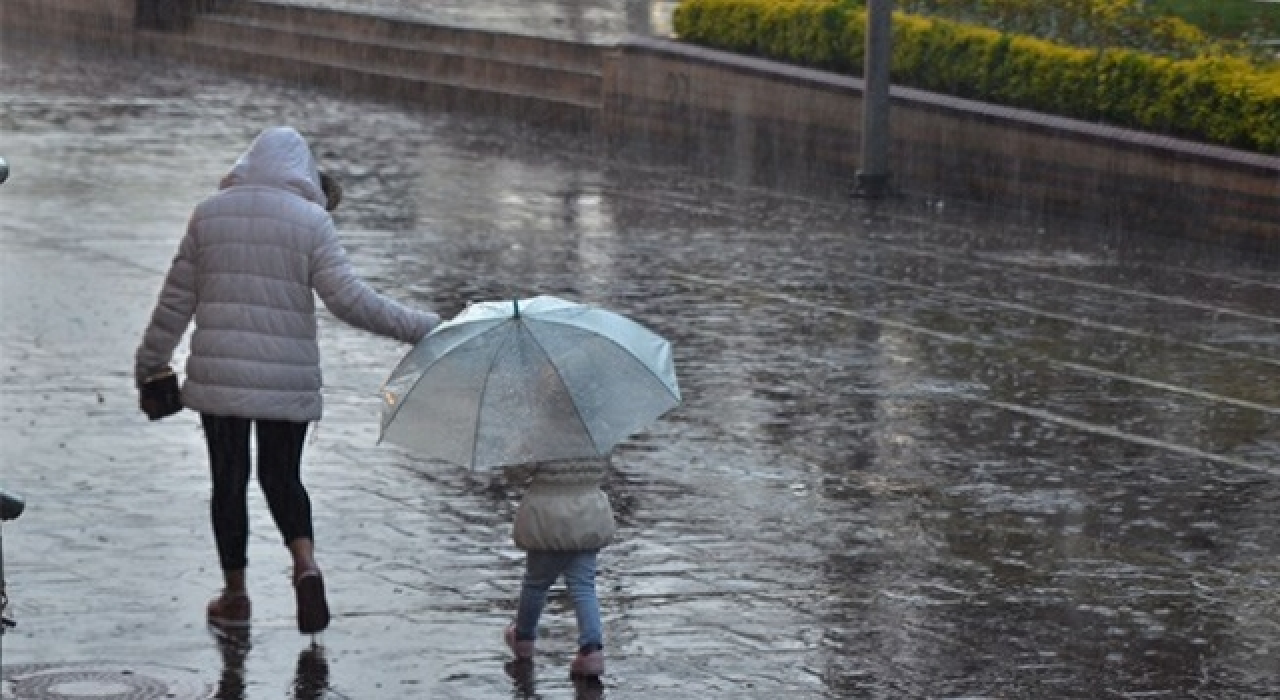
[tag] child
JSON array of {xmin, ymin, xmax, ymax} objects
[{"xmin": 504, "ymin": 457, "xmax": 616, "ymax": 676}]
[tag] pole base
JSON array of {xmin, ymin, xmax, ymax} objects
[{"xmin": 852, "ymin": 171, "xmax": 892, "ymax": 199}]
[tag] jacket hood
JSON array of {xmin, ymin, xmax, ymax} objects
[{"xmin": 218, "ymin": 126, "xmax": 327, "ymax": 207}]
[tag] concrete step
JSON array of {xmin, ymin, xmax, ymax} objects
[
  {"xmin": 138, "ymin": 31, "xmax": 598, "ymax": 131},
  {"xmin": 191, "ymin": 15, "xmax": 602, "ymax": 105},
  {"xmin": 210, "ymin": 0, "xmax": 603, "ymax": 71}
]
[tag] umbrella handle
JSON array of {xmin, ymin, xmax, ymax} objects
[{"xmin": 513, "ymin": 299, "xmax": 519, "ymax": 318}]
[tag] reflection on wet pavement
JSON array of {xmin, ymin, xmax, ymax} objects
[
  {"xmin": 213, "ymin": 629, "xmax": 251, "ymax": 700},
  {"xmin": 2, "ymin": 39, "xmax": 1279, "ymax": 699},
  {"xmin": 505, "ymin": 659, "xmax": 606, "ymax": 700},
  {"xmin": 291, "ymin": 645, "xmax": 332, "ymax": 700},
  {"xmin": 210, "ymin": 630, "xmax": 334, "ymax": 700}
]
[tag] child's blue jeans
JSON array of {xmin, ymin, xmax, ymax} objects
[{"xmin": 514, "ymin": 549, "xmax": 602, "ymax": 651}]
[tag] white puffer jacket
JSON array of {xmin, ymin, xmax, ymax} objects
[
  {"xmin": 135, "ymin": 126, "xmax": 439, "ymax": 422},
  {"xmin": 513, "ymin": 459, "xmax": 616, "ymax": 552}
]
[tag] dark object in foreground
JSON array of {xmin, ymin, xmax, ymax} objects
[
  {"xmin": 0, "ymin": 489, "xmax": 23, "ymax": 522},
  {"xmin": 319, "ymin": 171, "xmax": 342, "ymax": 212},
  {"xmin": 140, "ymin": 368, "xmax": 183, "ymax": 420},
  {"xmin": 2, "ymin": 487, "xmax": 22, "ymax": 632},
  {"xmin": 294, "ymin": 570, "xmax": 331, "ymax": 635}
]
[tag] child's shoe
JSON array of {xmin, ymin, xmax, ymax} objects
[
  {"xmin": 504, "ymin": 623, "xmax": 535, "ymax": 660},
  {"xmin": 569, "ymin": 648, "xmax": 604, "ymax": 677},
  {"xmin": 206, "ymin": 590, "xmax": 251, "ymax": 629}
]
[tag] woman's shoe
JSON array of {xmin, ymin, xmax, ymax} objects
[
  {"xmin": 206, "ymin": 590, "xmax": 251, "ymax": 629},
  {"xmin": 294, "ymin": 570, "xmax": 330, "ymax": 635}
]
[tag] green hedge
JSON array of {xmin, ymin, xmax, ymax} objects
[
  {"xmin": 896, "ymin": 0, "xmax": 1217, "ymax": 57},
  {"xmin": 673, "ymin": 0, "xmax": 1280, "ymax": 154}
]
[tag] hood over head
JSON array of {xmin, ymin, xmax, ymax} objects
[{"xmin": 218, "ymin": 126, "xmax": 327, "ymax": 207}]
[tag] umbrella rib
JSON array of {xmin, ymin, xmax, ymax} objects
[
  {"xmin": 469, "ymin": 317, "xmax": 520, "ymax": 468},
  {"xmin": 379, "ymin": 319, "xmax": 506, "ymax": 449},
  {"xmin": 379, "ymin": 375, "xmax": 425, "ymax": 446},
  {"xmin": 543, "ymin": 315, "xmax": 681, "ymax": 403},
  {"xmin": 380, "ymin": 366, "xmax": 429, "ymax": 441},
  {"xmin": 524, "ymin": 321, "xmax": 599, "ymax": 454},
  {"xmin": 381, "ymin": 328, "xmax": 473, "ymax": 441}
]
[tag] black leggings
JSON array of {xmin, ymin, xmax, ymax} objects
[{"xmin": 201, "ymin": 414, "xmax": 312, "ymax": 572}]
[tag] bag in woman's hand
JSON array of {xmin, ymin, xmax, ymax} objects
[{"xmin": 140, "ymin": 368, "xmax": 184, "ymax": 421}]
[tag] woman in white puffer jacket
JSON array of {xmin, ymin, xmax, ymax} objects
[{"xmin": 135, "ymin": 126, "xmax": 439, "ymax": 636}]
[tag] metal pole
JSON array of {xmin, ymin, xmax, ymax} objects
[
  {"xmin": 2, "ymin": 523, "xmax": 8, "ymax": 670},
  {"xmin": 855, "ymin": 0, "xmax": 893, "ymax": 198},
  {"xmin": 1, "ymin": 490, "xmax": 24, "ymax": 671}
]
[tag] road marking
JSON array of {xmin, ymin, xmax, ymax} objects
[{"xmin": 672, "ymin": 270, "xmax": 1280, "ymax": 477}]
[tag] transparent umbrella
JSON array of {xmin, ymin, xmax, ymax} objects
[{"xmin": 378, "ymin": 295, "xmax": 681, "ymax": 469}]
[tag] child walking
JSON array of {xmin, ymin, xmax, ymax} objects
[{"xmin": 504, "ymin": 457, "xmax": 616, "ymax": 676}]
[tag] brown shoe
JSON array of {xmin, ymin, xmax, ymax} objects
[
  {"xmin": 294, "ymin": 570, "xmax": 330, "ymax": 635},
  {"xmin": 206, "ymin": 590, "xmax": 251, "ymax": 629},
  {"xmin": 569, "ymin": 649, "xmax": 604, "ymax": 677}
]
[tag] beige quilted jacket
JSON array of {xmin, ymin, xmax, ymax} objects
[{"xmin": 513, "ymin": 458, "xmax": 616, "ymax": 551}]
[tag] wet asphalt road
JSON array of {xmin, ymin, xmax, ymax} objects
[{"xmin": 2, "ymin": 35, "xmax": 1280, "ymax": 700}]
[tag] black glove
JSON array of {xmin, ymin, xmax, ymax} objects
[{"xmin": 140, "ymin": 368, "xmax": 184, "ymax": 421}]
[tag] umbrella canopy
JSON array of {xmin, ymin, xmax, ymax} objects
[{"xmin": 379, "ymin": 295, "xmax": 681, "ymax": 469}]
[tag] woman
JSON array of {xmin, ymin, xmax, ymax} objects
[{"xmin": 135, "ymin": 126, "xmax": 439, "ymax": 634}]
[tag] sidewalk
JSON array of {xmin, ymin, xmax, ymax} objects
[
  {"xmin": 0, "ymin": 5, "xmax": 694, "ymax": 699},
  {"xmin": 0, "ymin": 27, "xmax": 824, "ymax": 700}
]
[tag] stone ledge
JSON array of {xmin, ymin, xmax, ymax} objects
[
  {"xmin": 603, "ymin": 37, "xmax": 1280, "ymax": 248},
  {"xmin": 188, "ymin": 15, "xmax": 601, "ymax": 104},
  {"xmin": 4, "ymin": 0, "xmax": 1277, "ymax": 247}
]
